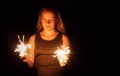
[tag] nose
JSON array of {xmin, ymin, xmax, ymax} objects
[{"xmin": 47, "ymin": 20, "xmax": 50, "ymax": 24}]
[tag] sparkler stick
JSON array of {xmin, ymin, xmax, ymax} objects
[
  {"xmin": 54, "ymin": 46, "xmax": 71, "ymax": 67},
  {"xmin": 14, "ymin": 35, "xmax": 31, "ymax": 59}
]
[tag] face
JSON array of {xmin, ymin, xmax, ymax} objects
[{"xmin": 41, "ymin": 11, "xmax": 56, "ymax": 30}]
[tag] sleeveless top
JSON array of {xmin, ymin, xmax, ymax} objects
[{"xmin": 34, "ymin": 32, "xmax": 63, "ymax": 76}]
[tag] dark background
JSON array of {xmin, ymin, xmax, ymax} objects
[{"xmin": 0, "ymin": 0, "xmax": 110, "ymax": 76}]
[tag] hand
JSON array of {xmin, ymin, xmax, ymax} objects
[
  {"xmin": 22, "ymin": 54, "xmax": 29, "ymax": 63},
  {"xmin": 22, "ymin": 54, "xmax": 34, "ymax": 68}
]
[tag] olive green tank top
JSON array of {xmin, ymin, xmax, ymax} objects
[{"xmin": 34, "ymin": 32, "xmax": 63, "ymax": 76}]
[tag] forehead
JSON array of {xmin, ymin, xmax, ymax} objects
[{"xmin": 41, "ymin": 11, "xmax": 55, "ymax": 18}]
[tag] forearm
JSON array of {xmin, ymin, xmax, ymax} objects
[
  {"xmin": 26, "ymin": 60, "xmax": 34, "ymax": 68},
  {"xmin": 23, "ymin": 57, "xmax": 34, "ymax": 68}
]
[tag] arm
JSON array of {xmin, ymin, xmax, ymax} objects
[
  {"xmin": 62, "ymin": 34, "xmax": 70, "ymax": 48},
  {"xmin": 61, "ymin": 34, "xmax": 71, "ymax": 67},
  {"xmin": 23, "ymin": 34, "xmax": 35, "ymax": 68}
]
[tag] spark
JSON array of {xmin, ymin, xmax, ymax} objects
[
  {"xmin": 14, "ymin": 35, "xmax": 31, "ymax": 58},
  {"xmin": 54, "ymin": 46, "xmax": 71, "ymax": 67}
]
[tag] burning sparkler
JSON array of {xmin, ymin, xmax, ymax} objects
[
  {"xmin": 14, "ymin": 35, "xmax": 31, "ymax": 58},
  {"xmin": 54, "ymin": 46, "xmax": 71, "ymax": 67}
]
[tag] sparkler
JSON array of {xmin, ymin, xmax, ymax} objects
[
  {"xmin": 54, "ymin": 46, "xmax": 71, "ymax": 67},
  {"xmin": 14, "ymin": 35, "xmax": 31, "ymax": 58}
]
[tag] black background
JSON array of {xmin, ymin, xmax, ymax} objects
[{"xmin": 0, "ymin": 0, "xmax": 110, "ymax": 76}]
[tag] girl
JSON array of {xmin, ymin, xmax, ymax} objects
[{"xmin": 23, "ymin": 7, "xmax": 71, "ymax": 76}]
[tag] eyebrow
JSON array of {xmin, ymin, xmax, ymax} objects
[{"xmin": 42, "ymin": 19, "xmax": 55, "ymax": 20}]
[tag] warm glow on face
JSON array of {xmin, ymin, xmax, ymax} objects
[{"xmin": 41, "ymin": 11, "xmax": 56, "ymax": 30}]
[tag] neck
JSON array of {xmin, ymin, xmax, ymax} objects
[{"xmin": 42, "ymin": 29, "xmax": 57, "ymax": 36}]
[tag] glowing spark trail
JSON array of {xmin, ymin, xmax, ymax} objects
[
  {"xmin": 14, "ymin": 35, "xmax": 31, "ymax": 58},
  {"xmin": 54, "ymin": 46, "xmax": 71, "ymax": 67}
]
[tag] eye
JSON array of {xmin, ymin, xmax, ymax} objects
[
  {"xmin": 42, "ymin": 19, "xmax": 55, "ymax": 23},
  {"xmin": 49, "ymin": 20, "xmax": 55, "ymax": 23},
  {"xmin": 41, "ymin": 19, "xmax": 46, "ymax": 22}
]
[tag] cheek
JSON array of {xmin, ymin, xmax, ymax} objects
[{"xmin": 51, "ymin": 23, "xmax": 56, "ymax": 28}]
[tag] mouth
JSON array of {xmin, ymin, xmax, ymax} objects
[{"xmin": 45, "ymin": 26, "xmax": 51, "ymax": 28}]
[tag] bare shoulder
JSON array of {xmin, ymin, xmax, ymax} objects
[
  {"xmin": 62, "ymin": 34, "xmax": 69, "ymax": 41},
  {"xmin": 62, "ymin": 34, "xmax": 70, "ymax": 47},
  {"xmin": 29, "ymin": 34, "xmax": 36, "ymax": 42}
]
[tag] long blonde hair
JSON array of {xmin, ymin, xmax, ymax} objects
[{"xmin": 36, "ymin": 7, "xmax": 66, "ymax": 33}]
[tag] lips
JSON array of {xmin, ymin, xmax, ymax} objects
[{"xmin": 45, "ymin": 25, "xmax": 51, "ymax": 28}]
